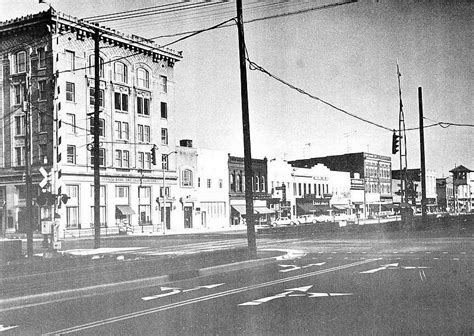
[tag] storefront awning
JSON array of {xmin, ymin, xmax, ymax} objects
[
  {"xmin": 116, "ymin": 205, "xmax": 135, "ymax": 215},
  {"xmin": 297, "ymin": 203, "xmax": 330, "ymax": 214},
  {"xmin": 231, "ymin": 205, "xmax": 247, "ymax": 214},
  {"xmin": 255, "ymin": 206, "xmax": 274, "ymax": 214},
  {"xmin": 332, "ymin": 204, "xmax": 350, "ymax": 210}
]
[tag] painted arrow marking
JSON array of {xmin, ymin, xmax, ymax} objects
[
  {"xmin": 279, "ymin": 262, "xmax": 326, "ymax": 273},
  {"xmin": 360, "ymin": 263, "xmax": 399, "ymax": 274},
  {"xmin": 142, "ymin": 287, "xmax": 181, "ymax": 301},
  {"xmin": 0, "ymin": 324, "xmax": 18, "ymax": 331},
  {"xmin": 239, "ymin": 286, "xmax": 312, "ymax": 306},
  {"xmin": 182, "ymin": 283, "xmax": 225, "ymax": 293}
]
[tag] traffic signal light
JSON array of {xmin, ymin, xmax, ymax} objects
[
  {"xmin": 151, "ymin": 145, "xmax": 157, "ymax": 165},
  {"xmin": 392, "ymin": 131, "xmax": 400, "ymax": 154}
]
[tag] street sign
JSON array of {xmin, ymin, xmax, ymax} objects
[
  {"xmin": 39, "ymin": 167, "xmax": 51, "ymax": 189},
  {"xmin": 41, "ymin": 220, "xmax": 52, "ymax": 234}
]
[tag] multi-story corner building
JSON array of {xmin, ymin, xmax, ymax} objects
[
  {"xmin": 228, "ymin": 155, "xmax": 272, "ymax": 226},
  {"xmin": 290, "ymin": 152, "xmax": 392, "ymax": 218},
  {"xmin": 0, "ymin": 10, "xmax": 183, "ymax": 237},
  {"xmin": 392, "ymin": 168, "xmax": 438, "ymax": 213},
  {"xmin": 195, "ymin": 148, "xmax": 229, "ymax": 230}
]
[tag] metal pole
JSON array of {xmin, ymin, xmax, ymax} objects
[
  {"xmin": 162, "ymin": 163, "xmax": 166, "ymax": 235},
  {"xmin": 236, "ymin": 0, "xmax": 256, "ymax": 256},
  {"xmin": 25, "ymin": 73, "xmax": 34, "ymax": 257},
  {"xmin": 93, "ymin": 28, "xmax": 101, "ymax": 248},
  {"xmin": 418, "ymin": 87, "xmax": 427, "ymax": 220}
]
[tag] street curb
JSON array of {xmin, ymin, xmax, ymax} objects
[{"xmin": 0, "ymin": 254, "xmax": 283, "ymax": 311}]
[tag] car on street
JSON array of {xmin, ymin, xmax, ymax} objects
[
  {"xmin": 314, "ymin": 214, "xmax": 332, "ymax": 222},
  {"xmin": 271, "ymin": 216, "xmax": 297, "ymax": 227},
  {"xmin": 296, "ymin": 215, "xmax": 318, "ymax": 225}
]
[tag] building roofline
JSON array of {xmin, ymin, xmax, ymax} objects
[{"xmin": 0, "ymin": 8, "xmax": 182, "ymax": 63}]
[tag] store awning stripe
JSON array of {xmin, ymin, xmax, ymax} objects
[{"xmin": 116, "ymin": 205, "xmax": 135, "ymax": 215}]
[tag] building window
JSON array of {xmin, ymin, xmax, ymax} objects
[
  {"xmin": 65, "ymin": 50, "xmax": 75, "ymax": 71},
  {"xmin": 115, "ymin": 186, "xmax": 129, "ymax": 202},
  {"xmin": 198, "ymin": 177, "xmax": 201, "ymax": 188},
  {"xmin": 261, "ymin": 176, "xmax": 265, "ymax": 192},
  {"xmin": 137, "ymin": 97, "xmax": 150, "ymax": 115},
  {"xmin": 90, "ymin": 88, "xmax": 104, "ymax": 107},
  {"xmin": 38, "ymin": 144, "xmax": 47, "ymax": 164},
  {"xmin": 90, "ymin": 118, "xmax": 105, "ymax": 137},
  {"xmin": 66, "ymin": 206, "xmax": 79, "ymax": 228},
  {"xmin": 137, "ymin": 68, "xmax": 149, "ymax": 88},
  {"xmin": 38, "ymin": 80, "xmax": 47, "ymax": 100},
  {"xmin": 114, "ymin": 62, "xmax": 128, "ymax": 83},
  {"xmin": 181, "ymin": 169, "xmax": 193, "ymax": 187},
  {"xmin": 160, "ymin": 75, "xmax": 167, "ymax": 93},
  {"xmin": 145, "ymin": 153, "xmax": 151, "ymax": 169},
  {"xmin": 139, "ymin": 186, "xmax": 151, "ymax": 225},
  {"xmin": 37, "ymin": 47, "xmax": 46, "ymax": 69},
  {"xmin": 137, "ymin": 124, "xmax": 144, "ymax": 142},
  {"xmin": 115, "ymin": 121, "xmax": 129, "ymax": 140},
  {"xmin": 255, "ymin": 176, "xmax": 260, "ymax": 192},
  {"xmin": 229, "ymin": 174, "xmax": 234, "ymax": 191},
  {"xmin": 15, "ymin": 115, "xmax": 25, "ymax": 135},
  {"xmin": 207, "ymin": 179, "xmax": 212, "ymax": 188},
  {"xmin": 237, "ymin": 174, "xmax": 242, "ymax": 192},
  {"xmin": 88, "ymin": 55, "xmax": 104, "ymax": 78},
  {"xmin": 14, "ymin": 51, "xmax": 27, "ymax": 73},
  {"xmin": 161, "ymin": 102, "xmax": 167, "ymax": 119},
  {"xmin": 66, "ymin": 113, "xmax": 76, "ymax": 133},
  {"xmin": 219, "ymin": 179, "xmax": 223, "ymax": 188},
  {"xmin": 67, "ymin": 145, "xmax": 76, "ymax": 164},
  {"xmin": 38, "ymin": 113, "xmax": 47, "ymax": 132},
  {"xmin": 115, "ymin": 150, "xmax": 129, "ymax": 168},
  {"xmin": 13, "ymin": 83, "xmax": 26, "ymax": 105},
  {"xmin": 66, "ymin": 82, "xmax": 75, "ymax": 102},
  {"xmin": 144, "ymin": 125, "xmax": 150, "ymax": 143},
  {"xmin": 15, "ymin": 147, "xmax": 24, "ymax": 166},
  {"xmin": 90, "ymin": 148, "xmax": 105, "ymax": 166},
  {"xmin": 161, "ymin": 128, "xmax": 168, "ymax": 145},
  {"xmin": 114, "ymin": 92, "xmax": 128, "ymax": 112},
  {"xmin": 138, "ymin": 152, "xmax": 144, "ymax": 169}
]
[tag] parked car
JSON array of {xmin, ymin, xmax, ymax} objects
[
  {"xmin": 296, "ymin": 215, "xmax": 317, "ymax": 225},
  {"xmin": 314, "ymin": 215, "xmax": 332, "ymax": 223},
  {"xmin": 271, "ymin": 217, "xmax": 297, "ymax": 227}
]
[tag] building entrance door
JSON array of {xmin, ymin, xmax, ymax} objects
[
  {"xmin": 184, "ymin": 206, "xmax": 193, "ymax": 229},
  {"xmin": 201, "ymin": 211, "xmax": 207, "ymax": 228}
]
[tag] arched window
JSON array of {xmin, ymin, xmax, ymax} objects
[
  {"xmin": 137, "ymin": 68, "xmax": 150, "ymax": 88},
  {"xmin": 255, "ymin": 176, "xmax": 259, "ymax": 192},
  {"xmin": 114, "ymin": 62, "xmax": 128, "ymax": 83},
  {"xmin": 260, "ymin": 176, "xmax": 265, "ymax": 192},
  {"xmin": 89, "ymin": 55, "xmax": 104, "ymax": 78},
  {"xmin": 181, "ymin": 169, "xmax": 193, "ymax": 187},
  {"xmin": 236, "ymin": 174, "xmax": 240, "ymax": 192},
  {"xmin": 230, "ymin": 173, "xmax": 235, "ymax": 191}
]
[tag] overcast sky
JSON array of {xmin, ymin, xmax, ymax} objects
[{"xmin": 1, "ymin": 0, "xmax": 472, "ymax": 175}]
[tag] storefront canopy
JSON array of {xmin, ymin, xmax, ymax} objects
[
  {"xmin": 116, "ymin": 205, "xmax": 135, "ymax": 215},
  {"xmin": 332, "ymin": 204, "xmax": 350, "ymax": 210},
  {"xmin": 231, "ymin": 205, "xmax": 274, "ymax": 215},
  {"xmin": 297, "ymin": 203, "xmax": 330, "ymax": 214}
]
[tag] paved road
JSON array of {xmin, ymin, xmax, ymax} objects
[{"xmin": 1, "ymin": 232, "xmax": 472, "ymax": 335}]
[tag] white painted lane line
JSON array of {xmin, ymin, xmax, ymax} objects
[
  {"xmin": 452, "ymin": 258, "xmax": 460, "ymax": 261},
  {"xmin": 443, "ymin": 252, "xmax": 448, "ymax": 254},
  {"xmin": 0, "ymin": 324, "xmax": 18, "ymax": 332},
  {"xmin": 360, "ymin": 263, "xmax": 398, "ymax": 274},
  {"xmin": 461, "ymin": 252, "xmax": 466, "ymax": 255},
  {"xmin": 44, "ymin": 258, "xmax": 381, "ymax": 335}
]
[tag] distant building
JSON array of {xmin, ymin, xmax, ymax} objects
[
  {"xmin": 290, "ymin": 152, "xmax": 392, "ymax": 218},
  {"xmin": 228, "ymin": 155, "xmax": 271, "ymax": 226},
  {"xmin": 195, "ymin": 148, "xmax": 229, "ymax": 230},
  {"xmin": 0, "ymin": 10, "xmax": 183, "ymax": 236},
  {"xmin": 436, "ymin": 176, "xmax": 453, "ymax": 212},
  {"xmin": 392, "ymin": 169, "xmax": 437, "ymax": 212},
  {"xmin": 449, "ymin": 165, "xmax": 473, "ymax": 213}
]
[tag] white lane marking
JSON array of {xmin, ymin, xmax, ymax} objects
[
  {"xmin": 419, "ymin": 269, "xmax": 427, "ymax": 282},
  {"xmin": 308, "ymin": 293, "xmax": 353, "ymax": 298},
  {"xmin": 443, "ymin": 252, "xmax": 448, "ymax": 254},
  {"xmin": 433, "ymin": 258, "xmax": 439, "ymax": 260},
  {"xmin": 425, "ymin": 252, "xmax": 431, "ymax": 254},
  {"xmin": 0, "ymin": 324, "xmax": 18, "ymax": 332},
  {"xmin": 452, "ymin": 258, "xmax": 460, "ymax": 261},
  {"xmin": 302, "ymin": 262, "xmax": 326, "ymax": 268},
  {"xmin": 45, "ymin": 259, "xmax": 380, "ymax": 335},
  {"xmin": 279, "ymin": 263, "xmax": 326, "ymax": 273},
  {"xmin": 142, "ymin": 287, "xmax": 181, "ymax": 301},
  {"xmin": 461, "ymin": 252, "xmax": 466, "ymax": 255},
  {"xmin": 360, "ymin": 263, "xmax": 399, "ymax": 274}
]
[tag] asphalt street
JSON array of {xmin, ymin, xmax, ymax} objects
[{"xmin": 0, "ymin": 229, "xmax": 472, "ymax": 335}]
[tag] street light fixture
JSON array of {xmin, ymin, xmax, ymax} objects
[{"xmin": 162, "ymin": 151, "xmax": 177, "ymax": 234}]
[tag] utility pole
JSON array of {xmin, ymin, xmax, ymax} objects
[
  {"xmin": 25, "ymin": 72, "xmax": 34, "ymax": 258},
  {"xmin": 418, "ymin": 87, "xmax": 427, "ymax": 222},
  {"xmin": 236, "ymin": 0, "xmax": 256, "ymax": 256},
  {"xmin": 93, "ymin": 28, "xmax": 101, "ymax": 248}
]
